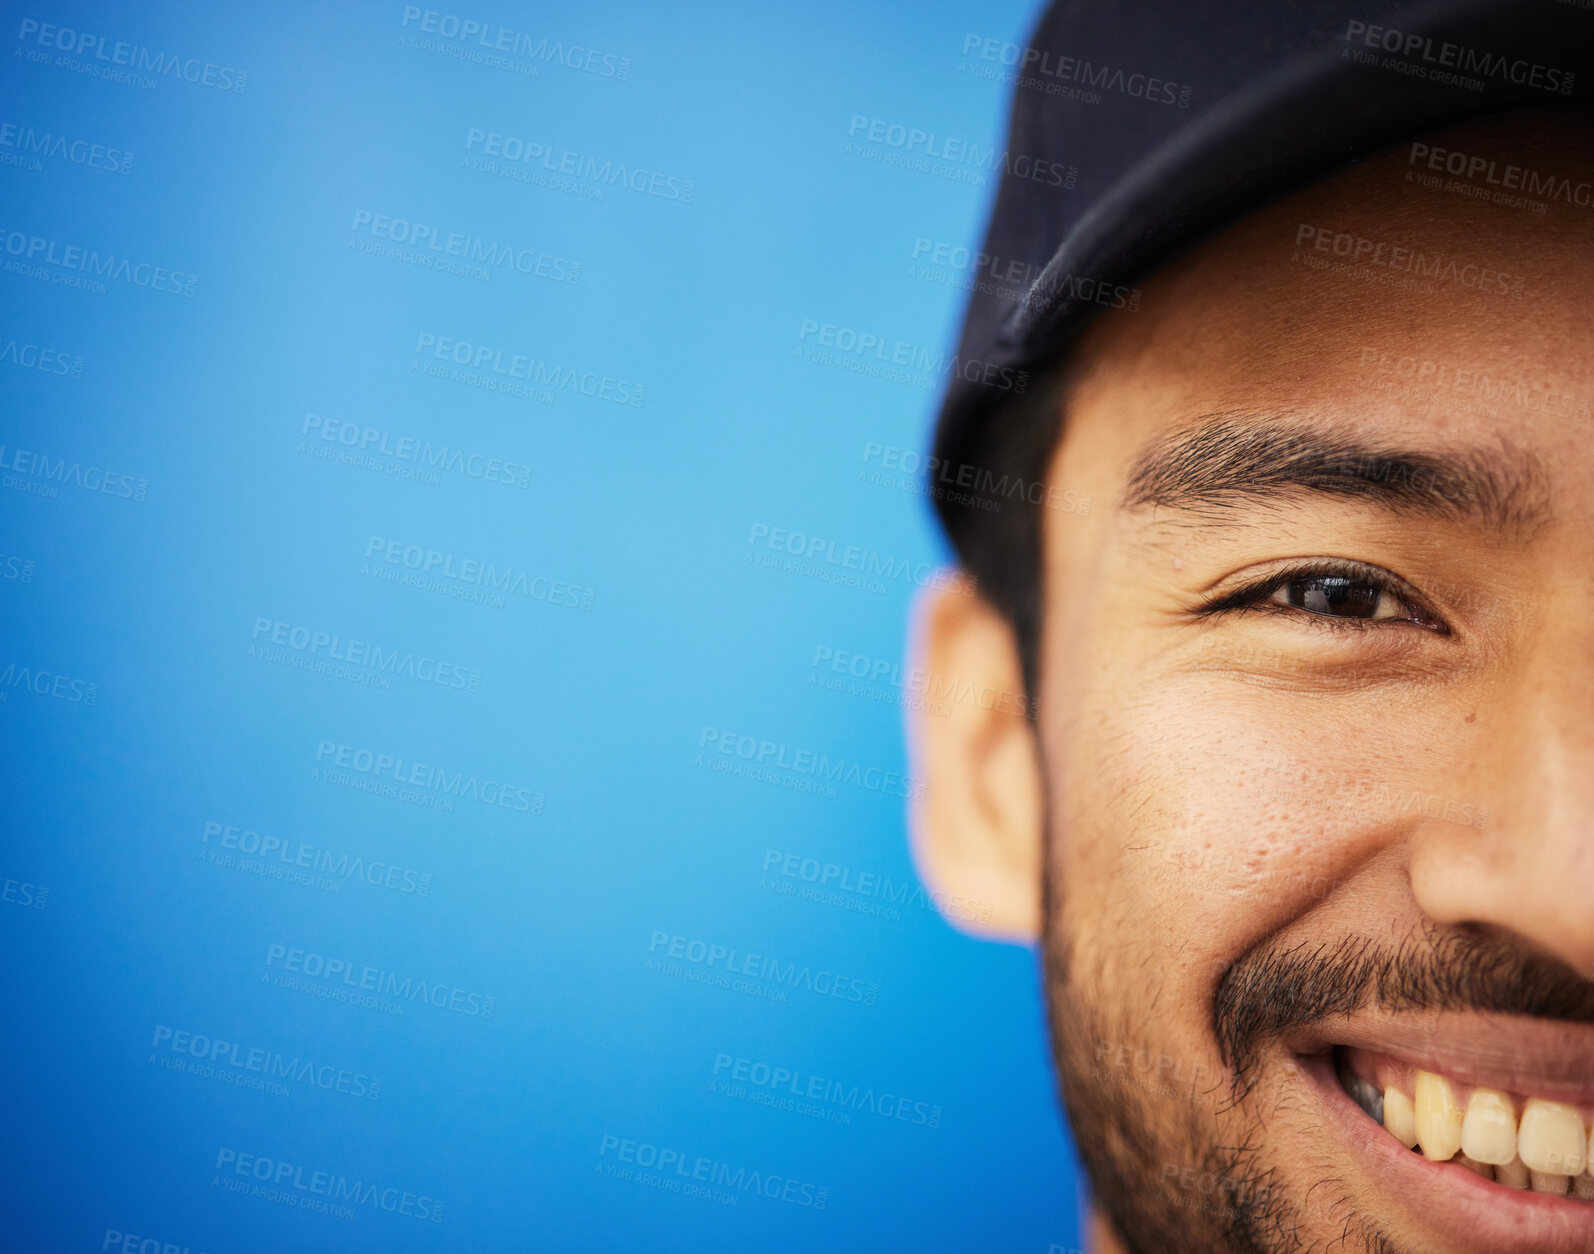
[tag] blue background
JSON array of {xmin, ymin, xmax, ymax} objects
[{"xmin": 0, "ymin": 1, "xmax": 1083, "ymax": 1249}]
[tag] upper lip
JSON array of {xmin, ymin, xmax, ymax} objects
[{"xmin": 1281, "ymin": 1009, "xmax": 1594, "ymax": 1102}]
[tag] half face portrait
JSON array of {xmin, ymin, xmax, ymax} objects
[
  {"xmin": 909, "ymin": 4, "xmax": 1594, "ymax": 1251},
  {"xmin": 13, "ymin": 1, "xmax": 1594, "ymax": 1250}
]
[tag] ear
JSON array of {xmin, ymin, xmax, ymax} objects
[{"xmin": 905, "ymin": 579, "xmax": 1043, "ymax": 943}]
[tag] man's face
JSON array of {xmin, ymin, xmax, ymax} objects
[{"xmin": 914, "ymin": 108, "xmax": 1594, "ymax": 1252}]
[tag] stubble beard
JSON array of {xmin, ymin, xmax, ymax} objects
[{"xmin": 1037, "ymin": 846, "xmax": 1384, "ymax": 1254}]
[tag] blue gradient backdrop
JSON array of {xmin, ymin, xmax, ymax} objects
[{"xmin": 0, "ymin": 1, "xmax": 1083, "ymax": 1250}]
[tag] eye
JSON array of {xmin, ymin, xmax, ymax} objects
[
  {"xmin": 1269, "ymin": 574, "xmax": 1401, "ymax": 620},
  {"xmin": 1197, "ymin": 560, "xmax": 1447, "ymax": 633}
]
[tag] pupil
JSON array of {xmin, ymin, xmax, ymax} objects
[{"xmin": 1287, "ymin": 576, "xmax": 1380, "ymax": 618}]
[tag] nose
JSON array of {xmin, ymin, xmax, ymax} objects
[{"xmin": 1409, "ymin": 654, "xmax": 1594, "ymax": 976}]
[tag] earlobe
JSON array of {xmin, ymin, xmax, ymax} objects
[{"xmin": 906, "ymin": 579, "xmax": 1044, "ymax": 943}]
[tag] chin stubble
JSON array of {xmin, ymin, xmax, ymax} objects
[
  {"xmin": 1040, "ymin": 834, "xmax": 1594, "ymax": 1253},
  {"xmin": 1038, "ymin": 827, "xmax": 1385, "ymax": 1254}
]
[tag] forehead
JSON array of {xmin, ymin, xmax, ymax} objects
[{"xmin": 1055, "ymin": 105, "xmax": 1594, "ymax": 490}]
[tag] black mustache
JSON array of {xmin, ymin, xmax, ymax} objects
[{"xmin": 1213, "ymin": 925, "xmax": 1594, "ymax": 1081}]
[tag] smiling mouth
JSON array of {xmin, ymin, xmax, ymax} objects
[{"xmin": 1334, "ymin": 1045, "xmax": 1594, "ymax": 1197}]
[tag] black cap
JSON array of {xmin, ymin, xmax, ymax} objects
[{"xmin": 933, "ymin": 0, "xmax": 1594, "ymax": 559}]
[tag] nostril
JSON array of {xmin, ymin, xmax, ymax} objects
[{"xmin": 1409, "ymin": 842, "xmax": 1594, "ymax": 982}]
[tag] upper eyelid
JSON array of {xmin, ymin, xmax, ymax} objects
[
  {"xmin": 1196, "ymin": 556, "xmax": 1408, "ymax": 598},
  {"xmin": 1194, "ymin": 560, "xmax": 1430, "ymax": 620}
]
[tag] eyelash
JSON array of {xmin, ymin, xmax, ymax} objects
[{"xmin": 1193, "ymin": 559, "xmax": 1449, "ymax": 634}]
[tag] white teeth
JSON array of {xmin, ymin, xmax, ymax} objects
[
  {"xmin": 1369, "ymin": 1068, "xmax": 1594, "ymax": 1197},
  {"xmin": 1383, "ymin": 1085, "xmax": 1419, "ymax": 1148},
  {"xmin": 1414, "ymin": 1071, "xmax": 1464, "ymax": 1162},
  {"xmin": 1460, "ymin": 1088, "xmax": 1517, "ymax": 1165},
  {"xmin": 1531, "ymin": 1170, "xmax": 1571, "ymax": 1196},
  {"xmin": 1518, "ymin": 1099, "xmax": 1587, "ymax": 1177}
]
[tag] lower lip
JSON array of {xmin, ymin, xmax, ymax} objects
[{"xmin": 1298, "ymin": 1051, "xmax": 1594, "ymax": 1253}]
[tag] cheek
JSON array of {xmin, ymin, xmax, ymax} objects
[{"xmin": 1046, "ymin": 678, "xmax": 1373, "ymax": 995}]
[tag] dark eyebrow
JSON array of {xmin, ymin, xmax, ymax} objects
[{"xmin": 1120, "ymin": 413, "xmax": 1550, "ymax": 537}]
